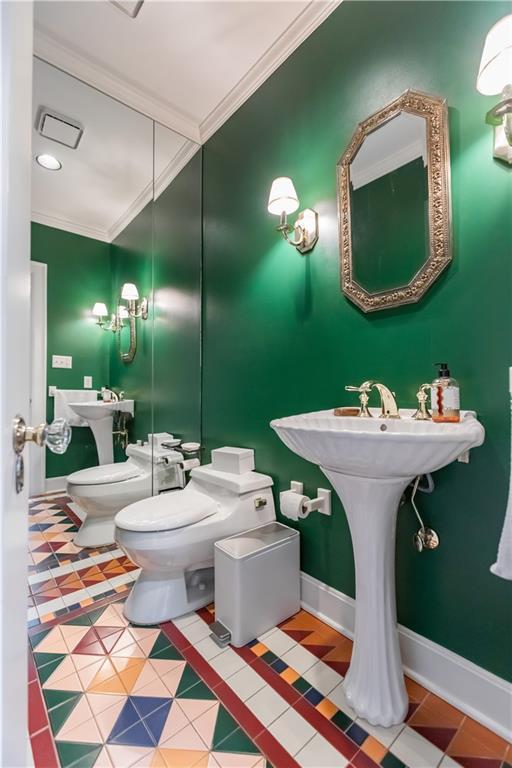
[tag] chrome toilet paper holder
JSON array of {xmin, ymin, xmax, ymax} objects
[{"xmin": 288, "ymin": 481, "xmax": 332, "ymax": 517}]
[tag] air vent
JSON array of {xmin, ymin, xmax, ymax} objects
[
  {"xmin": 37, "ymin": 109, "xmax": 83, "ymax": 150},
  {"xmin": 109, "ymin": 1, "xmax": 144, "ymax": 18}
]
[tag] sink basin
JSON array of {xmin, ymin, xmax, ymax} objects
[
  {"xmin": 271, "ymin": 408, "xmax": 484, "ymax": 479},
  {"xmin": 271, "ymin": 406, "xmax": 484, "ymax": 726},
  {"xmin": 68, "ymin": 400, "xmax": 134, "ymax": 464}
]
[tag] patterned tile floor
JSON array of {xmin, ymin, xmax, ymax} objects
[
  {"xmin": 28, "ymin": 494, "xmax": 140, "ymax": 627},
  {"xmin": 28, "ymin": 493, "xmax": 511, "ymax": 768}
]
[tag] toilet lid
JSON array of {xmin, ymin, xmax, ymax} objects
[
  {"xmin": 115, "ymin": 488, "xmax": 218, "ymax": 532},
  {"xmin": 68, "ymin": 462, "xmax": 141, "ymax": 486}
]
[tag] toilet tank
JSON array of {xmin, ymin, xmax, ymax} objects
[
  {"xmin": 188, "ymin": 464, "xmax": 276, "ymax": 528},
  {"xmin": 126, "ymin": 442, "xmax": 184, "ymax": 493}
]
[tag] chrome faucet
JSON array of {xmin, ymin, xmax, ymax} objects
[{"xmin": 345, "ymin": 381, "xmax": 400, "ymax": 419}]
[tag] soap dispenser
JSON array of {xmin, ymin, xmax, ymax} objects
[{"xmin": 431, "ymin": 363, "xmax": 460, "ymax": 423}]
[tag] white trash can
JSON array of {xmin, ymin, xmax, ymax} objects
[{"xmin": 213, "ymin": 522, "xmax": 300, "ymax": 647}]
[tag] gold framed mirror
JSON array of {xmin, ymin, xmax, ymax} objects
[{"xmin": 337, "ymin": 89, "xmax": 452, "ymax": 312}]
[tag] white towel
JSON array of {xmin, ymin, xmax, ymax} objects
[
  {"xmin": 54, "ymin": 389, "xmax": 98, "ymax": 427},
  {"xmin": 491, "ymin": 367, "xmax": 512, "ymax": 580}
]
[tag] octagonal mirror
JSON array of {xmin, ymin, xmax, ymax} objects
[{"xmin": 337, "ymin": 90, "xmax": 452, "ymax": 312}]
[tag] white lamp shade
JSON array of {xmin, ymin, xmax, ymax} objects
[
  {"xmin": 117, "ymin": 305, "xmax": 129, "ymax": 319},
  {"xmin": 121, "ymin": 282, "xmax": 139, "ymax": 301},
  {"xmin": 477, "ymin": 14, "xmax": 512, "ymax": 95},
  {"xmin": 92, "ymin": 302, "xmax": 108, "ymax": 317},
  {"xmin": 268, "ymin": 177, "xmax": 300, "ymax": 215}
]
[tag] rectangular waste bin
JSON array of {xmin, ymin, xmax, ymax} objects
[{"xmin": 214, "ymin": 522, "xmax": 300, "ymax": 647}]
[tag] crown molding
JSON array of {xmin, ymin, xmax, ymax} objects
[
  {"xmin": 31, "ymin": 211, "xmax": 110, "ymax": 242},
  {"xmin": 153, "ymin": 140, "xmax": 200, "ymax": 201},
  {"xmin": 33, "ymin": 27, "xmax": 201, "ymax": 143},
  {"xmin": 199, "ymin": 0, "xmax": 342, "ymax": 143}
]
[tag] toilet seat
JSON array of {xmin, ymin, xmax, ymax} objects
[
  {"xmin": 115, "ymin": 489, "xmax": 218, "ymax": 533},
  {"xmin": 67, "ymin": 461, "xmax": 142, "ymax": 486}
]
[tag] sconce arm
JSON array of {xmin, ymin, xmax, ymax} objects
[{"xmin": 277, "ymin": 223, "xmax": 306, "ymax": 248}]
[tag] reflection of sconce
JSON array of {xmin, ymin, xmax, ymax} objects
[
  {"xmin": 267, "ymin": 177, "xmax": 319, "ymax": 254},
  {"xmin": 91, "ymin": 284, "xmax": 148, "ymax": 363},
  {"xmin": 92, "ymin": 302, "xmax": 120, "ymax": 333},
  {"xmin": 477, "ymin": 14, "xmax": 512, "ymax": 165},
  {"xmin": 118, "ymin": 283, "xmax": 148, "ymax": 364},
  {"xmin": 120, "ymin": 283, "xmax": 148, "ymax": 319}
]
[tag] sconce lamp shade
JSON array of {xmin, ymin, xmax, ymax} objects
[
  {"xmin": 121, "ymin": 282, "xmax": 139, "ymax": 301},
  {"xmin": 117, "ymin": 305, "xmax": 129, "ymax": 319},
  {"xmin": 92, "ymin": 302, "xmax": 108, "ymax": 317},
  {"xmin": 477, "ymin": 14, "xmax": 512, "ymax": 95},
  {"xmin": 268, "ymin": 177, "xmax": 300, "ymax": 215}
]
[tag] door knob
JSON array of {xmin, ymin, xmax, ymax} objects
[{"xmin": 12, "ymin": 415, "xmax": 71, "ymax": 455}]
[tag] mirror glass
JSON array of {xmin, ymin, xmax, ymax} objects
[
  {"xmin": 30, "ymin": 58, "xmax": 202, "ymax": 514},
  {"xmin": 349, "ymin": 113, "xmax": 428, "ymax": 294},
  {"xmin": 338, "ymin": 90, "xmax": 452, "ymax": 313}
]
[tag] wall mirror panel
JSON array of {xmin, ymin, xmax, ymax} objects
[
  {"xmin": 30, "ymin": 58, "xmax": 202, "ymax": 514},
  {"xmin": 337, "ymin": 89, "xmax": 452, "ymax": 313}
]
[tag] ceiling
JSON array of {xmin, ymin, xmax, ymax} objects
[
  {"xmin": 34, "ymin": 0, "xmax": 340, "ymax": 143},
  {"xmin": 32, "ymin": 58, "xmax": 196, "ymax": 242}
]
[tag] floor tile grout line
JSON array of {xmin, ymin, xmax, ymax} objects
[{"xmin": 161, "ymin": 618, "xmax": 301, "ymax": 768}]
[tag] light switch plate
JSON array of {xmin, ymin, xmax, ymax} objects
[
  {"xmin": 48, "ymin": 386, "xmax": 57, "ymax": 397},
  {"xmin": 52, "ymin": 355, "xmax": 72, "ymax": 369},
  {"xmin": 84, "ymin": 376, "xmax": 92, "ymax": 389}
]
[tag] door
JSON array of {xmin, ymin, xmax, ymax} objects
[
  {"xmin": 29, "ymin": 261, "xmax": 47, "ymax": 495},
  {"xmin": 0, "ymin": 2, "xmax": 33, "ymax": 764}
]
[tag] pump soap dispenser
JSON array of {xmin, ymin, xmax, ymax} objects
[{"xmin": 431, "ymin": 363, "xmax": 460, "ymax": 423}]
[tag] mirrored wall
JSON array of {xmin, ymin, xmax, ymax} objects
[{"xmin": 30, "ymin": 58, "xmax": 202, "ymax": 499}]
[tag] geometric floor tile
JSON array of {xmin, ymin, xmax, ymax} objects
[{"xmin": 29, "ymin": 493, "xmax": 511, "ymax": 768}]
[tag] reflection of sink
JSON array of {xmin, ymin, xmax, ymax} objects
[
  {"xmin": 271, "ymin": 407, "xmax": 485, "ymax": 726},
  {"xmin": 68, "ymin": 400, "xmax": 134, "ymax": 464}
]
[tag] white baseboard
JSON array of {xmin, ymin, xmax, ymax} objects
[
  {"xmin": 300, "ymin": 571, "xmax": 512, "ymax": 741},
  {"xmin": 44, "ymin": 476, "xmax": 66, "ymax": 492}
]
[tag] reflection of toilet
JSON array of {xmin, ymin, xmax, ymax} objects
[
  {"xmin": 67, "ymin": 440, "xmax": 183, "ymax": 548},
  {"xmin": 115, "ymin": 448, "xmax": 275, "ymax": 625}
]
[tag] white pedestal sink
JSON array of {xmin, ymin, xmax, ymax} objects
[
  {"xmin": 271, "ymin": 407, "xmax": 485, "ymax": 727},
  {"xmin": 68, "ymin": 400, "xmax": 134, "ymax": 465}
]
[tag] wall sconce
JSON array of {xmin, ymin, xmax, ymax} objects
[
  {"xmin": 267, "ymin": 177, "xmax": 319, "ymax": 254},
  {"xmin": 92, "ymin": 302, "xmax": 121, "ymax": 333},
  {"xmin": 120, "ymin": 283, "xmax": 148, "ymax": 320},
  {"xmin": 477, "ymin": 14, "xmax": 512, "ymax": 165},
  {"xmin": 91, "ymin": 283, "xmax": 148, "ymax": 363}
]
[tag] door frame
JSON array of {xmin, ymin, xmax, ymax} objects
[
  {"xmin": 0, "ymin": 2, "xmax": 34, "ymax": 765},
  {"xmin": 29, "ymin": 261, "xmax": 47, "ymax": 495}
]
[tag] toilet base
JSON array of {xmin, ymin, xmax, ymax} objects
[
  {"xmin": 123, "ymin": 567, "xmax": 214, "ymax": 626},
  {"xmin": 74, "ymin": 515, "xmax": 115, "ymax": 548}
]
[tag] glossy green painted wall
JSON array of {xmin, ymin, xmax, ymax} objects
[
  {"xmin": 202, "ymin": 1, "xmax": 512, "ymax": 679},
  {"xmin": 152, "ymin": 150, "xmax": 202, "ymax": 444},
  {"xmin": 109, "ymin": 201, "xmax": 154, "ymax": 450},
  {"xmin": 31, "ymin": 222, "xmax": 111, "ymax": 477}
]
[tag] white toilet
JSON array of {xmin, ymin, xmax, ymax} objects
[
  {"xmin": 114, "ymin": 447, "xmax": 276, "ymax": 625},
  {"xmin": 67, "ymin": 436, "xmax": 184, "ymax": 548}
]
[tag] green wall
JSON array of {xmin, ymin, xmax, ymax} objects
[
  {"xmin": 109, "ymin": 201, "xmax": 154, "ymax": 450},
  {"xmin": 31, "ymin": 223, "xmax": 111, "ymax": 477},
  {"xmin": 201, "ymin": 1, "xmax": 512, "ymax": 679},
  {"xmin": 152, "ymin": 150, "xmax": 202, "ymax": 444}
]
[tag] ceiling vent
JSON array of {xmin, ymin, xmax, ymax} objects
[
  {"xmin": 109, "ymin": 1, "xmax": 144, "ymax": 19},
  {"xmin": 37, "ymin": 109, "xmax": 83, "ymax": 150}
]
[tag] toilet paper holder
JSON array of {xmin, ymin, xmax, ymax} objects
[{"xmin": 287, "ymin": 481, "xmax": 332, "ymax": 518}]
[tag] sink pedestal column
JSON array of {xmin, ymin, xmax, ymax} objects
[
  {"xmin": 87, "ymin": 416, "xmax": 114, "ymax": 465},
  {"xmin": 323, "ymin": 470, "xmax": 411, "ymax": 727}
]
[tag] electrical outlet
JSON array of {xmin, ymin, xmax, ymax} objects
[
  {"xmin": 84, "ymin": 376, "xmax": 92, "ymax": 389},
  {"xmin": 48, "ymin": 385, "xmax": 57, "ymax": 397},
  {"xmin": 52, "ymin": 355, "xmax": 72, "ymax": 369}
]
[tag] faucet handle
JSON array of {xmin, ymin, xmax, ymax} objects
[
  {"xmin": 345, "ymin": 380, "xmax": 373, "ymax": 393},
  {"xmin": 345, "ymin": 382, "xmax": 373, "ymax": 417},
  {"xmin": 413, "ymin": 383, "xmax": 432, "ymax": 421}
]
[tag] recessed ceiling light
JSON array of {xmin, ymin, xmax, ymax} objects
[{"xmin": 36, "ymin": 154, "xmax": 62, "ymax": 171}]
